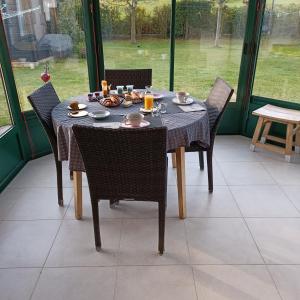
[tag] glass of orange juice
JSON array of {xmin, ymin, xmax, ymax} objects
[{"xmin": 144, "ymin": 94, "xmax": 154, "ymax": 110}]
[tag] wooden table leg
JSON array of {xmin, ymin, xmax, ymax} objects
[
  {"xmin": 260, "ymin": 121, "xmax": 272, "ymax": 144},
  {"xmin": 73, "ymin": 171, "xmax": 82, "ymax": 220},
  {"xmin": 250, "ymin": 116, "xmax": 264, "ymax": 151},
  {"xmin": 295, "ymin": 127, "xmax": 300, "ymax": 154},
  {"xmin": 175, "ymin": 147, "xmax": 186, "ymax": 219},
  {"xmin": 171, "ymin": 153, "xmax": 177, "ymax": 168},
  {"xmin": 285, "ymin": 123, "xmax": 294, "ymax": 162}
]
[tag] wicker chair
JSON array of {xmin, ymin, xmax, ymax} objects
[
  {"xmin": 72, "ymin": 125, "xmax": 168, "ymax": 254},
  {"xmin": 105, "ymin": 69, "xmax": 152, "ymax": 89},
  {"xmin": 178, "ymin": 78, "xmax": 234, "ymax": 193},
  {"xmin": 27, "ymin": 82, "xmax": 64, "ymax": 206}
]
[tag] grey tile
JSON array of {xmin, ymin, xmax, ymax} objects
[
  {"xmin": 32, "ymin": 267, "xmax": 116, "ymax": 300},
  {"xmin": 46, "ymin": 219, "xmax": 121, "ymax": 267},
  {"xmin": 119, "ymin": 218, "xmax": 189, "ymax": 265},
  {"xmin": 194, "ymin": 265, "xmax": 281, "ymax": 300},
  {"xmin": 247, "ymin": 218, "xmax": 300, "ymax": 264},
  {"xmin": 115, "ymin": 266, "xmax": 197, "ymax": 300},
  {"xmin": 231, "ymin": 185, "xmax": 299, "ymax": 217},
  {"xmin": 4, "ymin": 187, "xmax": 72, "ymax": 220},
  {"xmin": 0, "ymin": 220, "xmax": 60, "ymax": 267},
  {"xmin": 167, "ymin": 186, "xmax": 241, "ymax": 218},
  {"xmin": 186, "ymin": 218, "xmax": 263, "ymax": 264},
  {"xmin": 219, "ymin": 162, "xmax": 276, "ymax": 185},
  {"xmin": 269, "ymin": 265, "xmax": 300, "ymax": 300},
  {"xmin": 0, "ymin": 188, "xmax": 18, "ymax": 220},
  {"xmin": 281, "ymin": 186, "xmax": 300, "ymax": 211},
  {"xmin": 0, "ymin": 268, "xmax": 41, "ymax": 300}
]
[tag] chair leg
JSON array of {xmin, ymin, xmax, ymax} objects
[
  {"xmin": 91, "ymin": 200, "xmax": 101, "ymax": 251},
  {"xmin": 158, "ymin": 200, "xmax": 166, "ymax": 255},
  {"xmin": 55, "ymin": 159, "xmax": 64, "ymax": 206},
  {"xmin": 198, "ymin": 151, "xmax": 204, "ymax": 170},
  {"xmin": 207, "ymin": 148, "xmax": 213, "ymax": 193}
]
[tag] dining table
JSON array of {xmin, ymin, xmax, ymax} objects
[{"xmin": 51, "ymin": 90, "xmax": 210, "ymax": 220}]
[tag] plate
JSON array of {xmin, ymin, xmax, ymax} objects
[
  {"xmin": 140, "ymin": 107, "xmax": 158, "ymax": 113},
  {"xmin": 67, "ymin": 103, "xmax": 87, "ymax": 110},
  {"xmin": 172, "ymin": 97, "xmax": 194, "ymax": 105},
  {"xmin": 153, "ymin": 93, "xmax": 164, "ymax": 100},
  {"xmin": 88, "ymin": 110, "xmax": 110, "ymax": 120},
  {"xmin": 120, "ymin": 120, "xmax": 150, "ymax": 128},
  {"xmin": 68, "ymin": 111, "xmax": 88, "ymax": 118}
]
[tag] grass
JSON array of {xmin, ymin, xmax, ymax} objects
[{"xmin": 1, "ymin": 37, "xmax": 300, "ymax": 127}]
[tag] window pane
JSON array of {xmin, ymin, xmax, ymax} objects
[
  {"xmin": 100, "ymin": 0, "xmax": 171, "ymax": 89},
  {"xmin": 0, "ymin": 66, "xmax": 12, "ymax": 135},
  {"xmin": 174, "ymin": 0, "xmax": 248, "ymax": 100},
  {"xmin": 253, "ymin": 0, "xmax": 300, "ymax": 103},
  {"xmin": 1, "ymin": 0, "xmax": 89, "ymax": 111}
]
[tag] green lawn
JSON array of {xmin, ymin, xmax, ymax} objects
[{"xmin": 1, "ymin": 38, "xmax": 300, "ymax": 127}]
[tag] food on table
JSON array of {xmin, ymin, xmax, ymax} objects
[
  {"xmin": 69, "ymin": 101, "xmax": 79, "ymax": 111},
  {"xmin": 99, "ymin": 95, "xmax": 123, "ymax": 107}
]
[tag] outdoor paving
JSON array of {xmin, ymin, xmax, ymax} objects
[{"xmin": 1, "ymin": 135, "xmax": 300, "ymax": 300}]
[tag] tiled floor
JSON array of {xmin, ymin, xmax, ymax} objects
[{"xmin": 1, "ymin": 135, "xmax": 300, "ymax": 300}]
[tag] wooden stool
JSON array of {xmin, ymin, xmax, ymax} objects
[{"xmin": 250, "ymin": 104, "xmax": 300, "ymax": 162}]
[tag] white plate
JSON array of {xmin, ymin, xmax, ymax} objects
[
  {"xmin": 140, "ymin": 107, "xmax": 158, "ymax": 113},
  {"xmin": 88, "ymin": 110, "xmax": 110, "ymax": 119},
  {"xmin": 67, "ymin": 103, "xmax": 87, "ymax": 110},
  {"xmin": 68, "ymin": 111, "xmax": 88, "ymax": 118},
  {"xmin": 172, "ymin": 97, "xmax": 194, "ymax": 105},
  {"xmin": 120, "ymin": 120, "xmax": 150, "ymax": 128}
]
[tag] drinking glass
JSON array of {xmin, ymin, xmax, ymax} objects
[
  {"xmin": 159, "ymin": 102, "xmax": 167, "ymax": 114},
  {"xmin": 144, "ymin": 94, "xmax": 154, "ymax": 110},
  {"xmin": 145, "ymin": 85, "xmax": 152, "ymax": 94},
  {"xmin": 116, "ymin": 85, "xmax": 124, "ymax": 94},
  {"xmin": 126, "ymin": 85, "xmax": 134, "ymax": 93}
]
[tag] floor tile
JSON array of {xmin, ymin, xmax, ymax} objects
[
  {"xmin": 269, "ymin": 265, "xmax": 300, "ymax": 300},
  {"xmin": 0, "ymin": 220, "xmax": 60, "ymax": 267},
  {"xmin": 281, "ymin": 186, "xmax": 300, "ymax": 212},
  {"xmin": 186, "ymin": 218, "xmax": 263, "ymax": 264},
  {"xmin": 230, "ymin": 185, "xmax": 299, "ymax": 217},
  {"xmin": 3, "ymin": 187, "xmax": 72, "ymax": 220},
  {"xmin": 32, "ymin": 267, "xmax": 116, "ymax": 300},
  {"xmin": 218, "ymin": 162, "xmax": 275, "ymax": 185},
  {"xmin": 0, "ymin": 268, "xmax": 41, "ymax": 300},
  {"xmin": 167, "ymin": 186, "xmax": 241, "ymax": 218},
  {"xmin": 0, "ymin": 188, "xmax": 18, "ymax": 220},
  {"xmin": 65, "ymin": 187, "xmax": 158, "ymax": 220},
  {"xmin": 194, "ymin": 265, "xmax": 281, "ymax": 300},
  {"xmin": 247, "ymin": 218, "xmax": 300, "ymax": 264},
  {"xmin": 168, "ymin": 162, "xmax": 226, "ymax": 186},
  {"xmin": 118, "ymin": 218, "xmax": 189, "ymax": 265},
  {"xmin": 262, "ymin": 161, "xmax": 300, "ymax": 185},
  {"xmin": 46, "ymin": 219, "xmax": 121, "ymax": 267},
  {"xmin": 115, "ymin": 266, "xmax": 197, "ymax": 300}
]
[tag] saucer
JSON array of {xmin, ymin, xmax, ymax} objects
[
  {"xmin": 68, "ymin": 110, "xmax": 88, "ymax": 118},
  {"xmin": 67, "ymin": 103, "xmax": 87, "ymax": 110},
  {"xmin": 120, "ymin": 120, "xmax": 150, "ymax": 128},
  {"xmin": 172, "ymin": 98, "xmax": 194, "ymax": 105},
  {"xmin": 88, "ymin": 110, "xmax": 110, "ymax": 119},
  {"xmin": 140, "ymin": 107, "xmax": 158, "ymax": 113}
]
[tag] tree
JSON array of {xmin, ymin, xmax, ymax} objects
[{"xmin": 214, "ymin": 0, "xmax": 226, "ymax": 47}]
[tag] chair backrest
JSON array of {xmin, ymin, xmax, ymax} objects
[
  {"xmin": 105, "ymin": 69, "xmax": 152, "ymax": 89},
  {"xmin": 206, "ymin": 77, "xmax": 234, "ymax": 134},
  {"xmin": 27, "ymin": 82, "xmax": 60, "ymax": 146},
  {"xmin": 72, "ymin": 125, "xmax": 168, "ymax": 202}
]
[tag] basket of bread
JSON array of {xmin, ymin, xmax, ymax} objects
[
  {"xmin": 125, "ymin": 91, "xmax": 144, "ymax": 104},
  {"xmin": 99, "ymin": 95, "xmax": 124, "ymax": 107}
]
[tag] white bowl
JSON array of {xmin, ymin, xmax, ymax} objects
[{"xmin": 88, "ymin": 110, "xmax": 110, "ymax": 119}]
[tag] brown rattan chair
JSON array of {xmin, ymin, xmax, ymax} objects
[
  {"xmin": 27, "ymin": 82, "xmax": 64, "ymax": 206},
  {"xmin": 105, "ymin": 69, "xmax": 152, "ymax": 89},
  {"xmin": 174, "ymin": 78, "xmax": 234, "ymax": 193},
  {"xmin": 72, "ymin": 125, "xmax": 168, "ymax": 254}
]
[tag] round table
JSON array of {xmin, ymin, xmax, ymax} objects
[{"xmin": 51, "ymin": 91, "xmax": 210, "ymax": 219}]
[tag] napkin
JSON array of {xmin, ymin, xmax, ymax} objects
[
  {"xmin": 179, "ymin": 104, "xmax": 206, "ymax": 113},
  {"xmin": 93, "ymin": 122, "xmax": 121, "ymax": 129}
]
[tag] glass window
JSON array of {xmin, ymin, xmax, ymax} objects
[
  {"xmin": 174, "ymin": 0, "xmax": 249, "ymax": 101},
  {"xmin": 1, "ymin": 0, "xmax": 89, "ymax": 111},
  {"xmin": 253, "ymin": 0, "xmax": 300, "ymax": 103},
  {"xmin": 0, "ymin": 65, "xmax": 12, "ymax": 136},
  {"xmin": 100, "ymin": 0, "xmax": 171, "ymax": 90}
]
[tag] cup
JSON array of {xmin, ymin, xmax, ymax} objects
[
  {"xmin": 125, "ymin": 112, "xmax": 144, "ymax": 127},
  {"xmin": 88, "ymin": 93, "xmax": 93, "ymax": 101},
  {"xmin": 116, "ymin": 85, "xmax": 124, "ymax": 94},
  {"xmin": 144, "ymin": 94, "xmax": 154, "ymax": 110},
  {"xmin": 176, "ymin": 91, "xmax": 189, "ymax": 103},
  {"xmin": 94, "ymin": 92, "xmax": 100, "ymax": 99},
  {"xmin": 159, "ymin": 102, "xmax": 167, "ymax": 114},
  {"xmin": 126, "ymin": 85, "xmax": 134, "ymax": 93}
]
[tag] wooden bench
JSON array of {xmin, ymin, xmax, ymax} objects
[{"xmin": 250, "ymin": 104, "xmax": 300, "ymax": 162}]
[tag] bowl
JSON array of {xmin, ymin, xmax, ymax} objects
[{"xmin": 88, "ymin": 110, "xmax": 110, "ymax": 119}]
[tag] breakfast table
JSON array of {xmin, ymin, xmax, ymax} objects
[{"xmin": 51, "ymin": 90, "xmax": 210, "ymax": 220}]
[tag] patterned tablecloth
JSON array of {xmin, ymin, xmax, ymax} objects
[{"xmin": 51, "ymin": 91, "xmax": 210, "ymax": 172}]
